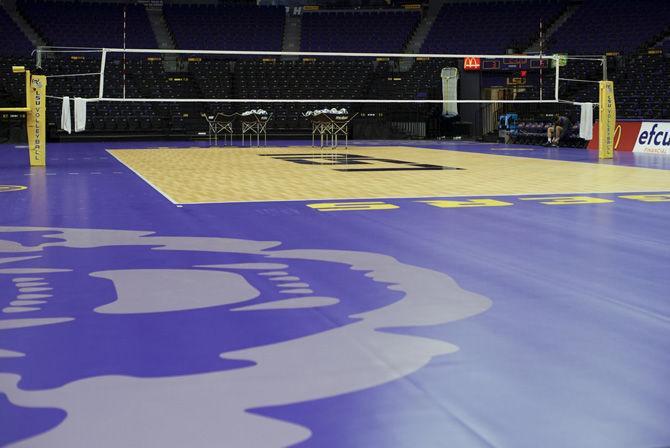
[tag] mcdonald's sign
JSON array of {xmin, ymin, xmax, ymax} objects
[{"xmin": 464, "ymin": 57, "xmax": 481, "ymax": 71}]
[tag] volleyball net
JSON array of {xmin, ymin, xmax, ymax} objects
[
  {"xmin": 11, "ymin": 47, "xmax": 615, "ymax": 164},
  {"xmin": 36, "ymin": 47, "xmax": 569, "ymax": 102}
]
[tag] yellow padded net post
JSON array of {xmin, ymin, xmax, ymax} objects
[
  {"xmin": 26, "ymin": 74, "xmax": 47, "ymax": 166},
  {"xmin": 0, "ymin": 67, "xmax": 47, "ymax": 167},
  {"xmin": 598, "ymin": 80, "xmax": 616, "ymax": 159}
]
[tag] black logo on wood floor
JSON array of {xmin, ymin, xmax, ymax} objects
[{"xmin": 259, "ymin": 153, "xmax": 464, "ymax": 172}]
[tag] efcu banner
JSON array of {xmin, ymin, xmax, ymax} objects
[
  {"xmin": 27, "ymin": 75, "xmax": 47, "ymax": 167},
  {"xmin": 588, "ymin": 121, "xmax": 670, "ymax": 154}
]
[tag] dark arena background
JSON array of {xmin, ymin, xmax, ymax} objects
[{"xmin": 1, "ymin": 0, "xmax": 670, "ymax": 447}]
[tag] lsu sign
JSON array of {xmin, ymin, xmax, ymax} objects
[{"xmin": 463, "ymin": 57, "xmax": 481, "ymax": 71}]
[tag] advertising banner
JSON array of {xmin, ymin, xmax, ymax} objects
[
  {"xmin": 588, "ymin": 121, "xmax": 641, "ymax": 151},
  {"xmin": 633, "ymin": 122, "xmax": 670, "ymax": 154},
  {"xmin": 588, "ymin": 121, "xmax": 670, "ymax": 154}
]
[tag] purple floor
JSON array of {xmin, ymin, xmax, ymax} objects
[{"xmin": 1, "ymin": 140, "xmax": 669, "ymax": 448}]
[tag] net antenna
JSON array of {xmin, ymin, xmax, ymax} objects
[
  {"xmin": 539, "ymin": 18, "xmax": 544, "ymax": 102},
  {"xmin": 123, "ymin": 5, "xmax": 127, "ymax": 99}
]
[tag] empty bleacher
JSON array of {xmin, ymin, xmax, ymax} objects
[
  {"xmin": 163, "ymin": 4, "xmax": 284, "ymax": 51},
  {"xmin": 17, "ymin": 1, "xmax": 156, "ymax": 48},
  {"xmin": 422, "ymin": 1, "xmax": 567, "ymax": 54},
  {"xmin": 234, "ymin": 58, "xmax": 374, "ymax": 131},
  {"xmin": 549, "ymin": 0, "xmax": 670, "ymax": 55},
  {"xmin": 0, "ymin": 7, "xmax": 34, "ymax": 56},
  {"xmin": 612, "ymin": 54, "xmax": 670, "ymax": 119},
  {"xmin": 300, "ymin": 10, "xmax": 420, "ymax": 53}
]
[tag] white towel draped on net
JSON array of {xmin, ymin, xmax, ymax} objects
[
  {"xmin": 74, "ymin": 97, "xmax": 87, "ymax": 133},
  {"xmin": 579, "ymin": 102, "xmax": 594, "ymax": 140},
  {"xmin": 60, "ymin": 97, "xmax": 87, "ymax": 133},
  {"xmin": 60, "ymin": 96, "xmax": 71, "ymax": 134}
]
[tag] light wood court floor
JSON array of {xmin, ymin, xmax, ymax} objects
[{"xmin": 108, "ymin": 146, "xmax": 670, "ymax": 203}]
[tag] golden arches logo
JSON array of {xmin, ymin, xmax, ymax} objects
[
  {"xmin": 464, "ymin": 57, "xmax": 481, "ymax": 71},
  {"xmin": 613, "ymin": 124, "xmax": 622, "ymax": 149},
  {"xmin": 0, "ymin": 185, "xmax": 27, "ymax": 193}
]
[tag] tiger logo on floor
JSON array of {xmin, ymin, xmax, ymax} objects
[{"xmin": 0, "ymin": 226, "xmax": 491, "ymax": 447}]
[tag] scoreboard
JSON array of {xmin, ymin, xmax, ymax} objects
[{"xmin": 480, "ymin": 57, "xmax": 550, "ymax": 71}]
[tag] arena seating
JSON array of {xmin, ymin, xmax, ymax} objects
[
  {"xmin": 1, "ymin": 0, "xmax": 669, "ymax": 142},
  {"xmin": 0, "ymin": 9, "xmax": 33, "ymax": 125},
  {"xmin": 611, "ymin": 54, "xmax": 670, "ymax": 119},
  {"xmin": 0, "ymin": 7, "xmax": 34, "ymax": 56},
  {"xmin": 235, "ymin": 59, "xmax": 374, "ymax": 131},
  {"xmin": 0, "ymin": 57, "xmax": 32, "ymax": 111},
  {"xmin": 17, "ymin": 1, "xmax": 156, "ymax": 48},
  {"xmin": 300, "ymin": 10, "xmax": 420, "ymax": 53},
  {"xmin": 164, "ymin": 4, "xmax": 284, "ymax": 51},
  {"xmin": 549, "ymin": 0, "xmax": 670, "ymax": 54},
  {"xmin": 422, "ymin": 1, "xmax": 566, "ymax": 54},
  {"xmin": 361, "ymin": 58, "xmax": 447, "ymax": 123}
]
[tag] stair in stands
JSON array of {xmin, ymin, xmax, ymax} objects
[
  {"xmin": 526, "ymin": 2, "xmax": 579, "ymax": 53},
  {"xmin": 404, "ymin": 0, "xmax": 441, "ymax": 55},
  {"xmin": 144, "ymin": 5, "xmax": 178, "ymax": 72},
  {"xmin": 400, "ymin": 0, "xmax": 441, "ymax": 72},
  {"xmin": 282, "ymin": 8, "xmax": 302, "ymax": 59},
  {"xmin": 1, "ymin": 0, "xmax": 46, "ymax": 49}
]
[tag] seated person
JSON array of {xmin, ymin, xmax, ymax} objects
[{"xmin": 545, "ymin": 115, "xmax": 572, "ymax": 147}]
